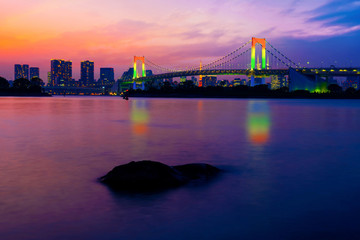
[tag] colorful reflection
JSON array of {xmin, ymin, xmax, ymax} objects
[
  {"xmin": 197, "ymin": 100, "xmax": 203, "ymax": 112},
  {"xmin": 130, "ymin": 100, "xmax": 149, "ymax": 135},
  {"xmin": 247, "ymin": 101, "xmax": 271, "ymax": 145}
]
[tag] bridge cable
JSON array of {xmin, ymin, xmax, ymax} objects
[
  {"xmin": 265, "ymin": 49, "xmax": 291, "ymax": 68},
  {"xmin": 196, "ymin": 40, "xmax": 251, "ymax": 70},
  {"xmin": 145, "ymin": 58, "xmax": 182, "ymax": 73},
  {"xmin": 266, "ymin": 41, "xmax": 301, "ymax": 68},
  {"xmin": 208, "ymin": 48, "xmax": 251, "ymax": 69}
]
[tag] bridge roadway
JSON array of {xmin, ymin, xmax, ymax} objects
[{"xmin": 122, "ymin": 68, "xmax": 360, "ymax": 84}]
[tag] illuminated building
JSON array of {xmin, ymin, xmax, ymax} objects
[
  {"xmin": 234, "ymin": 78, "xmax": 247, "ymax": 86},
  {"xmin": 50, "ymin": 59, "xmax": 72, "ymax": 86},
  {"xmin": 14, "ymin": 64, "xmax": 29, "ymax": 80},
  {"xmin": 343, "ymin": 76, "xmax": 359, "ymax": 90},
  {"xmin": 191, "ymin": 76, "xmax": 197, "ymax": 84},
  {"xmin": 271, "ymin": 75, "xmax": 288, "ymax": 90},
  {"xmin": 100, "ymin": 68, "xmax": 114, "ymax": 84},
  {"xmin": 30, "ymin": 67, "xmax": 39, "ymax": 79},
  {"xmin": 81, "ymin": 60, "xmax": 94, "ymax": 84},
  {"xmin": 202, "ymin": 76, "xmax": 217, "ymax": 87},
  {"xmin": 47, "ymin": 72, "xmax": 51, "ymax": 85},
  {"xmin": 64, "ymin": 61, "xmax": 72, "ymax": 84},
  {"xmin": 180, "ymin": 76, "xmax": 187, "ymax": 83}
]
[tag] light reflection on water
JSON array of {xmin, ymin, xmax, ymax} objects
[
  {"xmin": 247, "ymin": 101, "xmax": 271, "ymax": 146},
  {"xmin": 131, "ymin": 100, "xmax": 149, "ymax": 136},
  {"xmin": 1, "ymin": 97, "xmax": 360, "ymax": 240}
]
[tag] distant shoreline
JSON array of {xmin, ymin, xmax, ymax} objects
[
  {"xmin": 0, "ymin": 92, "xmax": 51, "ymax": 97},
  {"xmin": 126, "ymin": 94, "xmax": 360, "ymax": 99}
]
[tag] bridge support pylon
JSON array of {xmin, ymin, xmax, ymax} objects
[
  {"xmin": 251, "ymin": 37, "xmax": 266, "ymax": 71},
  {"xmin": 133, "ymin": 56, "xmax": 146, "ymax": 79}
]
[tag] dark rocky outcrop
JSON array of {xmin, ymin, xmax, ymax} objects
[{"xmin": 99, "ymin": 160, "xmax": 221, "ymax": 192}]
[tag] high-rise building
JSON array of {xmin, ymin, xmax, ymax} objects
[
  {"xmin": 120, "ymin": 68, "xmax": 134, "ymax": 81},
  {"xmin": 47, "ymin": 72, "xmax": 51, "ymax": 85},
  {"xmin": 14, "ymin": 64, "xmax": 29, "ymax": 80},
  {"xmin": 30, "ymin": 67, "xmax": 40, "ymax": 80},
  {"xmin": 14, "ymin": 65, "xmax": 22, "ymax": 80},
  {"xmin": 50, "ymin": 59, "xmax": 72, "ymax": 86},
  {"xmin": 81, "ymin": 60, "xmax": 94, "ymax": 84},
  {"xmin": 64, "ymin": 61, "xmax": 72, "ymax": 84},
  {"xmin": 100, "ymin": 68, "xmax": 114, "ymax": 84}
]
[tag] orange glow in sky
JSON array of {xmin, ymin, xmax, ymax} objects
[{"xmin": 1, "ymin": 0, "xmax": 360, "ymax": 80}]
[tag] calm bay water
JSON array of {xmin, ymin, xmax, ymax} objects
[{"xmin": 1, "ymin": 96, "xmax": 360, "ymax": 240}]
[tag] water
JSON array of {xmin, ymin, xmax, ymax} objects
[{"xmin": 1, "ymin": 96, "xmax": 360, "ymax": 240}]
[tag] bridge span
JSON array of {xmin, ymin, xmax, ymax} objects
[
  {"xmin": 119, "ymin": 37, "xmax": 360, "ymax": 92},
  {"xmin": 121, "ymin": 68, "xmax": 360, "ymax": 85}
]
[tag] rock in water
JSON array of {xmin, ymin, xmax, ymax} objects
[
  {"xmin": 173, "ymin": 163, "xmax": 220, "ymax": 180},
  {"xmin": 99, "ymin": 160, "xmax": 220, "ymax": 192}
]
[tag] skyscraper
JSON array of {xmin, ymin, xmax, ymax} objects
[
  {"xmin": 47, "ymin": 72, "xmax": 51, "ymax": 85},
  {"xmin": 81, "ymin": 60, "xmax": 94, "ymax": 84},
  {"xmin": 50, "ymin": 59, "xmax": 72, "ymax": 86},
  {"xmin": 64, "ymin": 61, "xmax": 72, "ymax": 84},
  {"xmin": 100, "ymin": 68, "xmax": 114, "ymax": 84},
  {"xmin": 14, "ymin": 64, "xmax": 29, "ymax": 80},
  {"xmin": 30, "ymin": 67, "xmax": 40, "ymax": 80}
]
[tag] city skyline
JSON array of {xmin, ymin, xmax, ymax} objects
[
  {"xmin": 13, "ymin": 60, "xmax": 117, "ymax": 83},
  {"xmin": 1, "ymin": 0, "xmax": 360, "ymax": 80}
]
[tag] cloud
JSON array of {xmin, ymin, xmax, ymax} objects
[{"xmin": 307, "ymin": 0, "xmax": 360, "ymax": 27}]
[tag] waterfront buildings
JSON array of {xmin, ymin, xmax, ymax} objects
[
  {"xmin": 50, "ymin": 59, "xmax": 72, "ymax": 86},
  {"xmin": 14, "ymin": 64, "xmax": 29, "ymax": 80},
  {"xmin": 30, "ymin": 67, "xmax": 40, "ymax": 80},
  {"xmin": 271, "ymin": 75, "xmax": 288, "ymax": 90},
  {"xmin": 81, "ymin": 60, "xmax": 94, "ymax": 84},
  {"xmin": 233, "ymin": 78, "xmax": 247, "ymax": 86},
  {"xmin": 343, "ymin": 76, "xmax": 359, "ymax": 90},
  {"xmin": 202, "ymin": 76, "xmax": 217, "ymax": 87},
  {"xmin": 99, "ymin": 68, "xmax": 114, "ymax": 85}
]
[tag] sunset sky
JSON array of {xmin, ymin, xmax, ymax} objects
[{"xmin": 1, "ymin": 0, "xmax": 360, "ymax": 80}]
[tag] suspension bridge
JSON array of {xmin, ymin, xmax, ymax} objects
[{"xmin": 120, "ymin": 37, "xmax": 360, "ymax": 92}]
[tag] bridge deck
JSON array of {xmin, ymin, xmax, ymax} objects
[{"xmin": 122, "ymin": 68, "xmax": 360, "ymax": 84}]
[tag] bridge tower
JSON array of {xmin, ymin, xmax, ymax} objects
[
  {"xmin": 133, "ymin": 56, "xmax": 146, "ymax": 79},
  {"xmin": 251, "ymin": 37, "xmax": 266, "ymax": 71}
]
